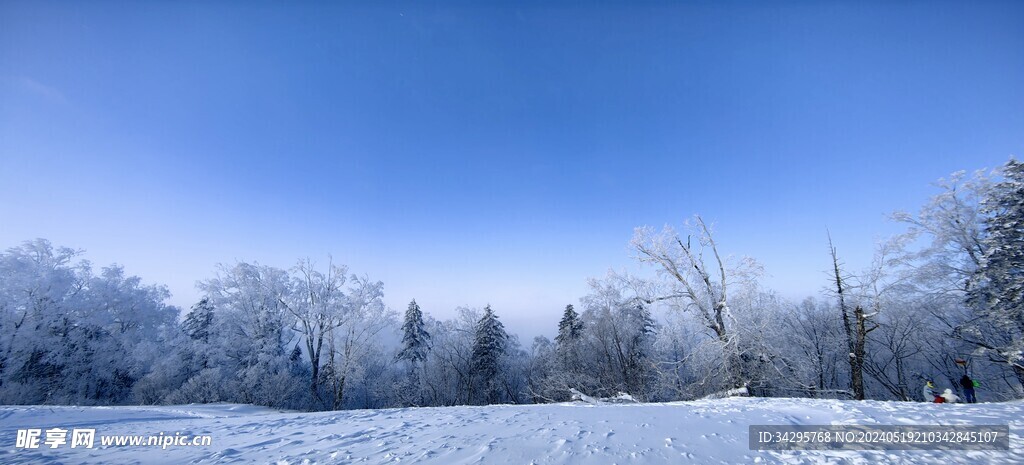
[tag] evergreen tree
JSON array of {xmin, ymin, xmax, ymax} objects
[
  {"xmin": 471, "ymin": 305, "xmax": 508, "ymax": 404},
  {"xmin": 968, "ymin": 158, "xmax": 1024, "ymax": 383},
  {"xmin": 183, "ymin": 298, "xmax": 215, "ymax": 343},
  {"xmin": 553, "ymin": 304, "xmax": 586, "ymax": 396},
  {"xmin": 397, "ymin": 299, "xmax": 430, "ymax": 364},
  {"xmin": 179, "ymin": 297, "xmax": 217, "ymax": 380},
  {"xmin": 555, "ymin": 304, "xmax": 583, "ymax": 347},
  {"xmin": 622, "ymin": 302, "xmax": 655, "ymax": 397}
]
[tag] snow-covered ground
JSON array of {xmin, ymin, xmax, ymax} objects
[{"xmin": 1, "ymin": 398, "xmax": 1020, "ymax": 464}]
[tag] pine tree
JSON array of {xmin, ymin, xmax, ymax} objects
[
  {"xmin": 471, "ymin": 305, "xmax": 508, "ymax": 404},
  {"xmin": 555, "ymin": 304, "xmax": 583, "ymax": 347},
  {"xmin": 181, "ymin": 298, "xmax": 216, "ymax": 372},
  {"xmin": 554, "ymin": 304, "xmax": 585, "ymax": 391},
  {"xmin": 625, "ymin": 302, "xmax": 655, "ymax": 356},
  {"xmin": 968, "ymin": 158, "xmax": 1024, "ymax": 382},
  {"xmin": 621, "ymin": 301, "xmax": 655, "ymax": 397},
  {"xmin": 395, "ymin": 300, "xmax": 431, "ymax": 406},
  {"xmin": 183, "ymin": 298, "xmax": 215, "ymax": 343},
  {"xmin": 397, "ymin": 299, "xmax": 430, "ymax": 364}
]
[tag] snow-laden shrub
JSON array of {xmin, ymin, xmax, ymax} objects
[{"xmin": 167, "ymin": 368, "xmax": 233, "ymax": 405}]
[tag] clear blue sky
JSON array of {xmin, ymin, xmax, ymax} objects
[{"xmin": 2, "ymin": 1, "xmax": 1022, "ymax": 338}]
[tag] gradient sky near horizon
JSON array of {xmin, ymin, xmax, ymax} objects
[{"xmin": 2, "ymin": 1, "xmax": 1022, "ymax": 338}]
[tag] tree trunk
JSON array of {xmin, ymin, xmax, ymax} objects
[
  {"xmin": 851, "ymin": 305, "xmax": 867, "ymax": 400},
  {"xmin": 830, "ymin": 235, "xmax": 865, "ymax": 400}
]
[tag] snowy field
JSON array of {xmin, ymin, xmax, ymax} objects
[{"xmin": 1, "ymin": 398, "xmax": 1021, "ymax": 464}]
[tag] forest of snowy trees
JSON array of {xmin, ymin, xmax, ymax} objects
[{"xmin": 1, "ymin": 158, "xmax": 1021, "ymax": 409}]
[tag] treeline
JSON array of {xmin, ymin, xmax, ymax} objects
[{"xmin": 0, "ymin": 158, "xmax": 1021, "ymax": 408}]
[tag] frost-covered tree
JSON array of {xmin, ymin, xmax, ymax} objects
[
  {"xmin": 631, "ymin": 216, "xmax": 761, "ymax": 391},
  {"xmin": 555, "ymin": 304, "xmax": 583, "ymax": 348},
  {"xmin": 397, "ymin": 299, "xmax": 430, "ymax": 364},
  {"xmin": 417, "ymin": 307, "xmax": 529, "ymax": 407},
  {"xmin": 0, "ymin": 241, "xmax": 87, "ymax": 403},
  {"xmin": 893, "ymin": 170, "xmax": 990, "ymax": 296},
  {"xmin": 525, "ymin": 335, "xmax": 556, "ymax": 402},
  {"xmin": 395, "ymin": 299, "xmax": 431, "ymax": 406},
  {"xmin": 471, "ymin": 305, "xmax": 508, "ymax": 404},
  {"xmin": 322, "ymin": 274, "xmax": 394, "ymax": 410},
  {"xmin": 190, "ymin": 259, "xmax": 394, "ymax": 410},
  {"xmin": 619, "ymin": 301, "xmax": 656, "ymax": 396},
  {"xmin": 828, "ymin": 235, "xmax": 863, "ymax": 399},
  {"xmin": 422, "ymin": 309, "xmax": 477, "ymax": 406},
  {"xmin": 968, "ymin": 158, "xmax": 1024, "ymax": 384},
  {"xmin": 781, "ymin": 298, "xmax": 847, "ymax": 398},
  {"xmin": 0, "ymin": 239, "xmax": 179, "ymax": 405},
  {"xmin": 279, "ymin": 259, "xmax": 350, "ymax": 406},
  {"xmin": 892, "ymin": 161, "xmax": 1024, "ymax": 397},
  {"xmin": 727, "ymin": 289, "xmax": 802, "ymax": 397},
  {"xmin": 198, "ymin": 262, "xmax": 304, "ymax": 408},
  {"xmin": 544, "ymin": 303, "xmax": 589, "ymax": 399},
  {"xmin": 554, "ymin": 304, "xmax": 585, "ymax": 378},
  {"xmin": 862, "ymin": 302, "xmax": 929, "ymax": 401},
  {"xmin": 147, "ymin": 298, "xmax": 222, "ymax": 405},
  {"xmin": 579, "ymin": 275, "xmax": 657, "ymax": 399},
  {"xmin": 183, "ymin": 298, "xmax": 215, "ymax": 344}
]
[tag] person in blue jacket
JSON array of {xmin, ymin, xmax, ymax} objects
[{"xmin": 960, "ymin": 375, "xmax": 977, "ymax": 403}]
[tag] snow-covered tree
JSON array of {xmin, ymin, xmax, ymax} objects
[
  {"xmin": 471, "ymin": 305, "xmax": 508, "ymax": 404},
  {"xmin": 780, "ymin": 298, "xmax": 847, "ymax": 398},
  {"xmin": 397, "ymin": 299, "xmax": 430, "ymax": 364},
  {"xmin": 0, "ymin": 240, "xmax": 179, "ymax": 405},
  {"xmin": 422, "ymin": 309, "xmax": 477, "ymax": 406},
  {"xmin": 321, "ymin": 274, "xmax": 394, "ymax": 410},
  {"xmin": 827, "ymin": 234, "xmax": 885, "ymax": 401},
  {"xmin": 579, "ymin": 275, "xmax": 657, "ymax": 399},
  {"xmin": 892, "ymin": 161, "xmax": 1024, "ymax": 397},
  {"xmin": 0, "ymin": 240, "xmax": 85, "ymax": 402},
  {"xmin": 862, "ymin": 302, "xmax": 929, "ymax": 401},
  {"xmin": 198, "ymin": 262, "xmax": 304, "ymax": 408},
  {"xmin": 279, "ymin": 259, "xmax": 350, "ymax": 406},
  {"xmin": 538, "ymin": 303, "xmax": 589, "ymax": 400},
  {"xmin": 892, "ymin": 169, "xmax": 990, "ymax": 297},
  {"xmin": 183, "ymin": 298, "xmax": 215, "ymax": 344},
  {"xmin": 555, "ymin": 304, "xmax": 585, "ymax": 377},
  {"xmin": 968, "ymin": 158, "xmax": 1024, "ymax": 385},
  {"xmin": 84, "ymin": 265, "xmax": 180, "ymax": 403},
  {"xmin": 631, "ymin": 216, "xmax": 761, "ymax": 391},
  {"xmin": 395, "ymin": 299, "xmax": 431, "ymax": 406},
  {"xmin": 525, "ymin": 335, "xmax": 556, "ymax": 402},
  {"xmin": 555, "ymin": 304, "xmax": 583, "ymax": 348}
]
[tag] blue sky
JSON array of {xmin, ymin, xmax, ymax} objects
[{"xmin": 2, "ymin": 1, "xmax": 1022, "ymax": 337}]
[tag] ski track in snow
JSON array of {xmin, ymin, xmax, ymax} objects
[{"xmin": 0, "ymin": 398, "xmax": 1020, "ymax": 464}]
